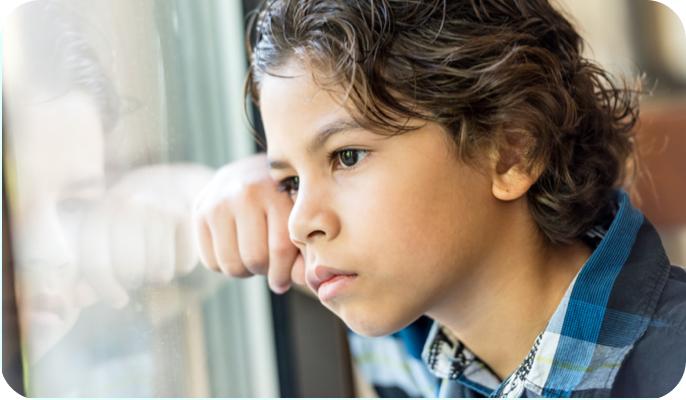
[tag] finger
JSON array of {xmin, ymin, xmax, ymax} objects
[
  {"xmin": 207, "ymin": 209, "xmax": 252, "ymax": 278},
  {"xmin": 194, "ymin": 215, "xmax": 220, "ymax": 272},
  {"xmin": 111, "ymin": 201, "xmax": 147, "ymax": 290},
  {"xmin": 266, "ymin": 203, "xmax": 298, "ymax": 293},
  {"xmin": 235, "ymin": 208, "xmax": 269, "ymax": 276},
  {"xmin": 80, "ymin": 203, "xmax": 129, "ymax": 308},
  {"xmin": 144, "ymin": 205, "xmax": 176, "ymax": 284},
  {"xmin": 291, "ymin": 252, "xmax": 306, "ymax": 288}
]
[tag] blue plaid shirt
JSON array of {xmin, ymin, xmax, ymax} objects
[{"xmin": 349, "ymin": 191, "xmax": 686, "ymax": 397}]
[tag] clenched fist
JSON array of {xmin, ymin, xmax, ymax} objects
[{"xmin": 192, "ymin": 153, "xmax": 306, "ymax": 293}]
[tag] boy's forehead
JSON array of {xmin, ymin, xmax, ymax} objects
[
  {"xmin": 260, "ymin": 59, "xmax": 417, "ymax": 159},
  {"xmin": 261, "ymin": 65, "xmax": 355, "ymax": 144},
  {"xmin": 260, "ymin": 60, "xmax": 342, "ymax": 106}
]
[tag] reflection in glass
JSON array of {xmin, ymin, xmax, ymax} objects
[{"xmin": 3, "ymin": 0, "xmax": 277, "ymax": 396}]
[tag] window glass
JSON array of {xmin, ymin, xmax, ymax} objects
[{"xmin": 3, "ymin": 0, "xmax": 277, "ymax": 396}]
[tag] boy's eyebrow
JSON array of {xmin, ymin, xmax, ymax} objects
[
  {"xmin": 269, "ymin": 118, "xmax": 363, "ymax": 170},
  {"xmin": 306, "ymin": 118, "xmax": 362, "ymax": 153}
]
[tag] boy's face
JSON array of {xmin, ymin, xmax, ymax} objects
[{"xmin": 262, "ymin": 60, "xmax": 502, "ymax": 336}]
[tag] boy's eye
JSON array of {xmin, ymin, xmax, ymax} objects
[
  {"xmin": 277, "ymin": 176, "xmax": 299, "ymax": 199},
  {"xmin": 276, "ymin": 149, "xmax": 368, "ymax": 199},
  {"xmin": 335, "ymin": 149, "xmax": 368, "ymax": 169}
]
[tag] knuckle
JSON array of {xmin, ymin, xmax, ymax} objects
[
  {"xmin": 228, "ymin": 266, "xmax": 253, "ymax": 278},
  {"xmin": 243, "ymin": 256, "xmax": 269, "ymax": 275},
  {"xmin": 218, "ymin": 257, "xmax": 249, "ymax": 277},
  {"xmin": 239, "ymin": 181, "xmax": 263, "ymax": 204}
]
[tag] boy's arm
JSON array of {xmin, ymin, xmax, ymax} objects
[{"xmin": 192, "ymin": 153, "xmax": 307, "ymax": 294}]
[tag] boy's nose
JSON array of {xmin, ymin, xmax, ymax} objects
[{"xmin": 287, "ymin": 181, "xmax": 340, "ymax": 246}]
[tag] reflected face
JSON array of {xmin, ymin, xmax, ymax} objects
[
  {"xmin": 8, "ymin": 91, "xmax": 106, "ymax": 362},
  {"xmin": 261, "ymin": 61, "xmax": 500, "ymax": 336}
]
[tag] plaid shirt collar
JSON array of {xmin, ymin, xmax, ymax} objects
[{"xmin": 421, "ymin": 191, "xmax": 672, "ymax": 397}]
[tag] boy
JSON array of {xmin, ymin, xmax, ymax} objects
[{"xmin": 192, "ymin": 0, "xmax": 686, "ymax": 397}]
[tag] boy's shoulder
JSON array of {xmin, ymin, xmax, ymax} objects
[
  {"xmin": 657, "ymin": 264, "xmax": 686, "ymax": 330},
  {"xmin": 611, "ymin": 264, "xmax": 686, "ymax": 397}
]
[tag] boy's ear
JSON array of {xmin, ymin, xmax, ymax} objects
[
  {"xmin": 488, "ymin": 137, "xmax": 542, "ymax": 202},
  {"xmin": 491, "ymin": 164, "xmax": 539, "ymax": 201}
]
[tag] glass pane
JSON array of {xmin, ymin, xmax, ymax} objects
[{"xmin": 3, "ymin": 0, "xmax": 277, "ymax": 396}]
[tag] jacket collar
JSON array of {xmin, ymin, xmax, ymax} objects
[{"xmin": 423, "ymin": 191, "xmax": 672, "ymax": 397}]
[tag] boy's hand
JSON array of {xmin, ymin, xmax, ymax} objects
[{"xmin": 192, "ymin": 153, "xmax": 305, "ymax": 294}]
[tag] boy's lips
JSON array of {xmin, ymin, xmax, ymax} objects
[{"xmin": 307, "ymin": 265, "xmax": 358, "ymax": 293}]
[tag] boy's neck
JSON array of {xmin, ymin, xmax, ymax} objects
[{"xmin": 426, "ymin": 200, "xmax": 592, "ymax": 380}]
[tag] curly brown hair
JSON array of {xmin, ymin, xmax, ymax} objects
[{"xmin": 246, "ymin": 0, "xmax": 640, "ymax": 245}]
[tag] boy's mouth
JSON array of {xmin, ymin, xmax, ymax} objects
[
  {"xmin": 317, "ymin": 274, "xmax": 358, "ymax": 302},
  {"xmin": 307, "ymin": 265, "xmax": 358, "ymax": 295}
]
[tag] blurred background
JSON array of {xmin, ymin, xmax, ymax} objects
[
  {"xmin": 2, "ymin": 0, "xmax": 685, "ymax": 397},
  {"xmin": 557, "ymin": 0, "xmax": 686, "ymax": 268}
]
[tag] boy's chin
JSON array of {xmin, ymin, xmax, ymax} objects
[
  {"xmin": 346, "ymin": 323, "xmax": 393, "ymax": 337},
  {"xmin": 339, "ymin": 310, "xmax": 417, "ymax": 337}
]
